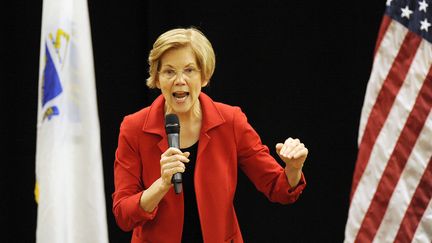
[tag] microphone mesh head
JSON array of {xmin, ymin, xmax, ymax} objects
[{"xmin": 165, "ymin": 113, "xmax": 180, "ymax": 134}]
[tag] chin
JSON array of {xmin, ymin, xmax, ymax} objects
[
  {"xmin": 166, "ymin": 95, "xmax": 199, "ymax": 116},
  {"xmin": 170, "ymin": 104, "xmax": 192, "ymax": 114}
]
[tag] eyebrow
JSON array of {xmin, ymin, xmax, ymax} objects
[{"xmin": 161, "ymin": 63, "xmax": 197, "ymax": 68}]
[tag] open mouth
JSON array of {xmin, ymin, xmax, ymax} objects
[{"xmin": 172, "ymin": 91, "xmax": 189, "ymax": 102}]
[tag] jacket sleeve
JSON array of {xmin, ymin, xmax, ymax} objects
[
  {"xmin": 233, "ymin": 107, "xmax": 306, "ymax": 204},
  {"xmin": 112, "ymin": 116, "xmax": 158, "ymax": 231}
]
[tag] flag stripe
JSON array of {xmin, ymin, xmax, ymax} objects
[
  {"xmin": 358, "ymin": 21, "xmax": 408, "ymax": 146},
  {"xmin": 373, "ymin": 15, "xmax": 392, "ymax": 57},
  {"xmin": 348, "ymin": 38, "xmax": 432, "ymax": 240},
  {"xmin": 395, "ymin": 156, "xmax": 432, "ymax": 243},
  {"xmin": 351, "ymin": 31, "xmax": 422, "ymax": 200},
  {"xmin": 345, "ymin": 29, "xmax": 425, "ymax": 243},
  {"xmin": 372, "ymin": 111, "xmax": 432, "ymax": 242},
  {"xmin": 355, "ymin": 66, "xmax": 432, "ymax": 242},
  {"xmin": 346, "ymin": 1, "xmax": 432, "ymax": 242},
  {"xmin": 412, "ymin": 199, "xmax": 432, "ymax": 243}
]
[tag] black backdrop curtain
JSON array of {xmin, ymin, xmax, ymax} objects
[{"xmin": 6, "ymin": 0, "xmax": 384, "ymax": 242}]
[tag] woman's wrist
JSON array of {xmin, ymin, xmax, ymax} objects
[
  {"xmin": 158, "ymin": 178, "xmax": 172, "ymax": 192},
  {"xmin": 140, "ymin": 178, "xmax": 171, "ymax": 212},
  {"xmin": 284, "ymin": 166, "xmax": 302, "ymax": 187}
]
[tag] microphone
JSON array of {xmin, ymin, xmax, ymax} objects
[{"xmin": 165, "ymin": 113, "xmax": 182, "ymax": 194}]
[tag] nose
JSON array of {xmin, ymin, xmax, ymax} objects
[{"xmin": 173, "ymin": 71, "xmax": 187, "ymax": 85}]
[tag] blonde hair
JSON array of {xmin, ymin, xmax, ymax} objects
[{"xmin": 146, "ymin": 27, "xmax": 216, "ymax": 89}]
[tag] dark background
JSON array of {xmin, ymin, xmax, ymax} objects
[{"xmin": 6, "ymin": 0, "xmax": 386, "ymax": 242}]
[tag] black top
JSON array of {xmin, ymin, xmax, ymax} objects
[{"xmin": 180, "ymin": 142, "xmax": 203, "ymax": 242}]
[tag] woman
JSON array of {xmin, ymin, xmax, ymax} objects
[{"xmin": 112, "ymin": 27, "xmax": 308, "ymax": 243}]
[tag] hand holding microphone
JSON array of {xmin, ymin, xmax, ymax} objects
[
  {"xmin": 159, "ymin": 148, "xmax": 189, "ymax": 192},
  {"xmin": 162, "ymin": 114, "xmax": 188, "ymax": 194}
]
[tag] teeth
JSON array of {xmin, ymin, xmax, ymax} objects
[
  {"xmin": 173, "ymin": 92, "xmax": 189, "ymax": 98},
  {"xmin": 175, "ymin": 96, "xmax": 187, "ymax": 101}
]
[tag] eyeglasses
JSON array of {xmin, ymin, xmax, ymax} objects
[{"xmin": 158, "ymin": 66, "xmax": 201, "ymax": 80}]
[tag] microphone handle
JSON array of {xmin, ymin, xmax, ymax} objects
[
  {"xmin": 172, "ymin": 173, "xmax": 183, "ymax": 194},
  {"xmin": 167, "ymin": 133, "xmax": 182, "ymax": 194}
]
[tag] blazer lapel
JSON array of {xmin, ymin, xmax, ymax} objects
[
  {"xmin": 141, "ymin": 94, "xmax": 168, "ymax": 153},
  {"xmin": 197, "ymin": 92, "xmax": 226, "ymax": 161}
]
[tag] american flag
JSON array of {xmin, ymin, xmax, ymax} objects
[{"xmin": 344, "ymin": 0, "xmax": 432, "ymax": 242}]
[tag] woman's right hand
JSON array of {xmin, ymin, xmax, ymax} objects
[
  {"xmin": 138, "ymin": 147, "xmax": 190, "ymax": 212},
  {"xmin": 160, "ymin": 147, "xmax": 190, "ymax": 188}
]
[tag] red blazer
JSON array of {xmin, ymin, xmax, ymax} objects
[{"xmin": 112, "ymin": 93, "xmax": 306, "ymax": 243}]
